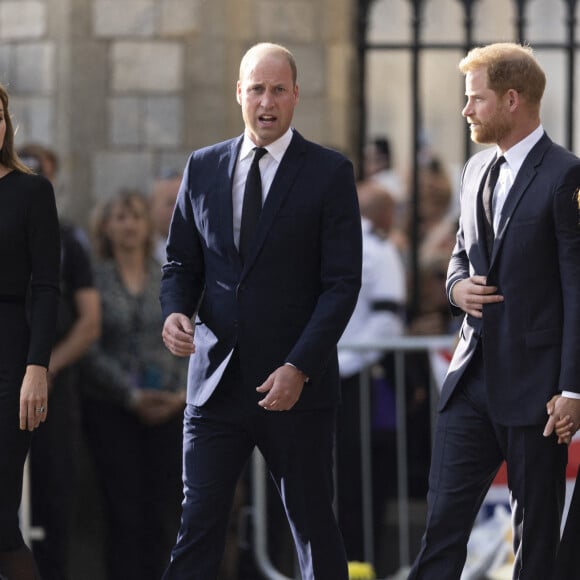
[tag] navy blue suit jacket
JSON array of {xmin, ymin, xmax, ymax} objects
[
  {"xmin": 160, "ymin": 130, "xmax": 362, "ymax": 410},
  {"xmin": 440, "ymin": 133, "xmax": 580, "ymax": 425}
]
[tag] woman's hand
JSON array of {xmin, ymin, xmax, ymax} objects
[{"xmin": 20, "ymin": 364, "xmax": 48, "ymax": 431}]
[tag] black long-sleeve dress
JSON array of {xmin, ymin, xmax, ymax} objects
[{"xmin": 0, "ymin": 170, "xmax": 60, "ymax": 550}]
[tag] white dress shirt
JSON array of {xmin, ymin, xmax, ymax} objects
[{"xmin": 232, "ymin": 128, "xmax": 293, "ymax": 250}]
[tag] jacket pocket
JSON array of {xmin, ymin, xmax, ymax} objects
[{"xmin": 524, "ymin": 327, "xmax": 562, "ymax": 348}]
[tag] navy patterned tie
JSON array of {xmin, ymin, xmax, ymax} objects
[
  {"xmin": 239, "ymin": 147, "xmax": 267, "ymax": 263},
  {"xmin": 482, "ymin": 155, "xmax": 505, "ymax": 256}
]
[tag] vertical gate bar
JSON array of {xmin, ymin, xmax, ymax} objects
[
  {"xmin": 359, "ymin": 366, "xmax": 375, "ymax": 565},
  {"xmin": 460, "ymin": 0, "xmax": 477, "ymax": 164},
  {"xmin": 409, "ymin": 0, "xmax": 424, "ymax": 317},
  {"xmin": 514, "ymin": 0, "xmax": 528, "ymax": 44},
  {"xmin": 395, "ymin": 350, "xmax": 410, "ymax": 568}
]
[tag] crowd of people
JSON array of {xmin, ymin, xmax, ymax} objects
[{"xmin": 3, "ymin": 38, "xmax": 580, "ymax": 580}]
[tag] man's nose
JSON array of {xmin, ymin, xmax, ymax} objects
[{"xmin": 261, "ymin": 89, "xmax": 275, "ymax": 107}]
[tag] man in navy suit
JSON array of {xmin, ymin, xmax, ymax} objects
[
  {"xmin": 159, "ymin": 42, "xmax": 362, "ymax": 579},
  {"xmin": 408, "ymin": 43, "xmax": 580, "ymax": 580}
]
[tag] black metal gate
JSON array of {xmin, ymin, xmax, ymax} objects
[{"xmin": 357, "ymin": 0, "xmax": 579, "ymax": 314}]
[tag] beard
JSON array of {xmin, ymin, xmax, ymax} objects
[{"xmin": 470, "ymin": 107, "xmax": 511, "ymax": 145}]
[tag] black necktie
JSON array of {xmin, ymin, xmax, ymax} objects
[
  {"xmin": 239, "ymin": 147, "xmax": 267, "ymax": 262},
  {"xmin": 482, "ymin": 155, "xmax": 505, "ymax": 256}
]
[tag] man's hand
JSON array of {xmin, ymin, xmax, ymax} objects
[
  {"xmin": 162, "ymin": 313, "xmax": 196, "ymax": 357},
  {"xmin": 544, "ymin": 394, "xmax": 580, "ymax": 444},
  {"xmin": 256, "ymin": 364, "xmax": 307, "ymax": 411},
  {"xmin": 451, "ymin": 275, "xmax": 504, "ymax": 318}
]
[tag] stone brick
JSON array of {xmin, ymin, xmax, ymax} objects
[
  {"xmin": 256, "ymin": 1, "xmax": 316, "ymax": 42},
  {"xmin": 293, "ymin": 96, "xmax": 326, "ymax": 145},
  {"xmin": 321, "ymin": 0, "xmax": 353, "ymax": 41},
  {"xmin": 159, "ymin": 0, "xmax": 202, "ymax": 36},
  {"xmin": 0, "ymin": 45, "xmax": 14, "ymax": 86},
  {"xmin": 12, "ymin": 96, "xmax": 54, "ymax": 145},
  {"xmin": 292, "ymin": 45, "xmax": 325, "ymax": 97},
  {"xmin": 111, "ymin": 41, "xmax": 183, "ymax": 92},
  {"xmin": 186, "ymin": 38, "xmax": 226, "ymax": 88},
  {"xmin": 109, "ymin": 96, "xmax": 141, "ymax": 146},
  {"xmin": 0, "ymin": 1, "xmax": 46, "ymax": 40},
  {"xmin": 144, "ymin": 96, "xmax": 182, "ymax": 147},
  {"xmin": 156, "ymin": 151, "xmax": 189, "ymax": 178},
  {"xmin": 14, "ymin": 42, "xmax": 55, "ymax": 94},
  {"xmin": 93, "ymin": 0, "xmax": 155, "ymax": 38},
  {"xmin": 186, "ymin": 88, "xmax": 231, "ymax": 147},
  {"xmin": 227, "ymin": 1, "xmax": 256, "ymax": 42},
  {"xmin": 327, "ymin": 43, "xmax": 353, "ymax": 102}
]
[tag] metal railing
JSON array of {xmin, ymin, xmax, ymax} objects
[
  {"xmin": 251, "ymin": 334, "xmax": 456, "ymax": 580},
  {"xmin": 21, "ymin": 456, "xmax": 45, "ymax": 545}
]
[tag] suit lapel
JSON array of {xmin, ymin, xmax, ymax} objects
[
  {"xmin": 219, "ymin": 136, "xmax": 243, "ymax": 266},
  {"xmin": 491, "ymin": 134, "xmax": 551, "ymax": 264}
]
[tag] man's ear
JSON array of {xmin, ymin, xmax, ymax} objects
[
  {"xmin": 506, "ymin": 88, "xmax": 519, "ymax": 111},
  {"xmin": 236, "ymin": 81, "xmax": 242, "ymax": 105}
]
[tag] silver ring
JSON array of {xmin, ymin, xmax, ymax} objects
[{"xmin": 35, "ymin": 406, "xmax": 45, "ymax": 414}]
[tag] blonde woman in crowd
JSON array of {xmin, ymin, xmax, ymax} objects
[{"xmin": 82, "ymin": 190, "xmax": 186, "ymax": 580}]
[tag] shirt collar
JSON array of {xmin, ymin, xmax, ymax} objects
[
  {"xmin": 240, "ymin": 128, "xmax": 294, "ymax": 163},
  {"xmin": 497, "ymin": 124, "xmax": 544, "ymax": 175}
]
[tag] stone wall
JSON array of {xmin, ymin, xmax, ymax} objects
[{"xmin": 0, "ymin": 0, "xmax": 358, "ymax": 225}]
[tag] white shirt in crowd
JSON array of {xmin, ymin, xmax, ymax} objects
[{"xmin": 338, "ymin": 217, "xmax": 406, "ymax": 378}]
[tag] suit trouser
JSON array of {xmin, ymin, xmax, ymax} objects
[
  {"xmin": 408, "ymin": 348, "xmax": 566, "ymax": 580},
  {"xmin": 162, "ymin": 353, "xmax": 348, "ymax": 580}
]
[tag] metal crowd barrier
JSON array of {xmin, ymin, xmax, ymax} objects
[
  {"xmin": 251, "ymin": 334, "xmax": 456, "ymax": 580},
  {"xmin": 21, "ymin": 456, "xmax": 45, "ymax": 545}
]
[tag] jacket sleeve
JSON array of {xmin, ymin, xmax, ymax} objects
[
  {"xmin": 285, "ymin": 157, "xmax": 362, "ymax": 381},
  {"xmin": 27, "ymin": 177, "xmax": 61, "ymax": 367},
  {"xmin": 160, "ymin": 155, "xmax": 206, "ymax": 320},
  {"xmin": 446, "ymin": 162, "xmax": 470, "ymax": 317}
]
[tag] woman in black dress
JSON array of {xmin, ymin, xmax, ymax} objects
[{"xmin": 0, "ymin": 84, "xmax": 60, "ymax": 579}]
